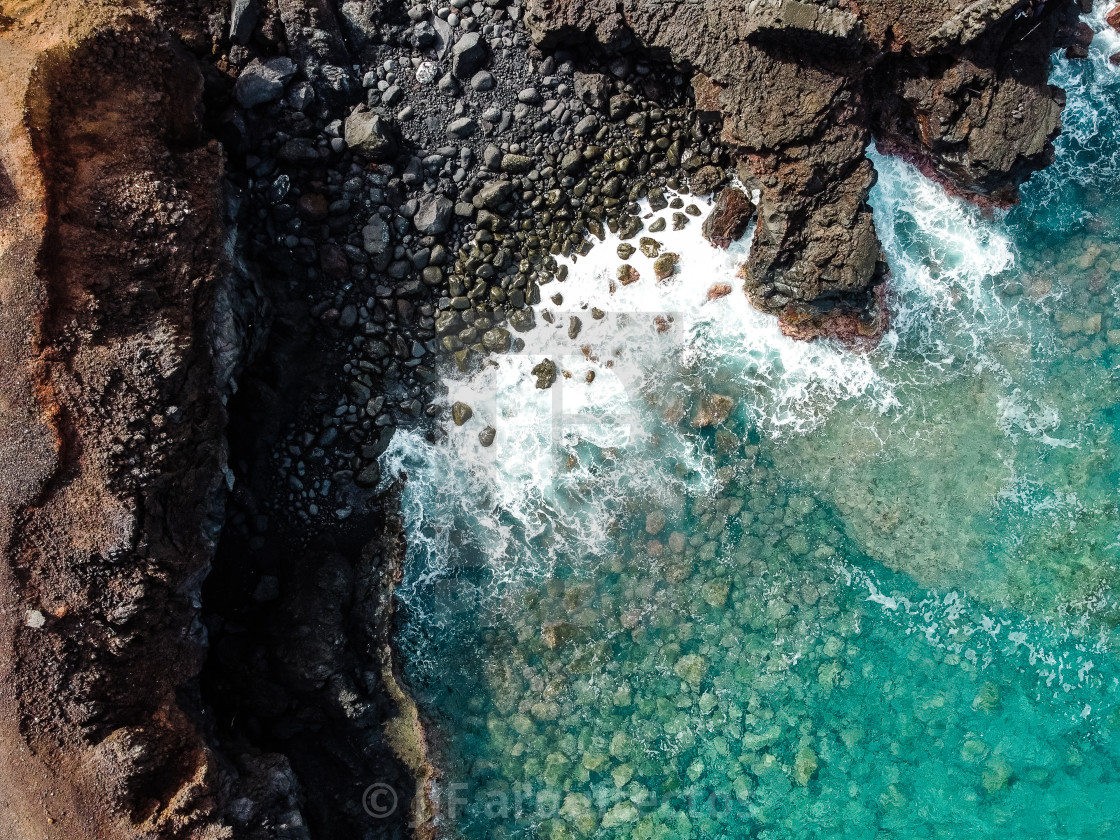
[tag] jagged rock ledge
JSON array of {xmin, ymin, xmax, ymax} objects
[{"xmin": 526, "ymin": 0, "xmax": 1092, "ymax": 346}]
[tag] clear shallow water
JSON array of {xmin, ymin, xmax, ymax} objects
[{"xmin": 384, "ymin": 11, "xmax": 1120, "ymax": 839}]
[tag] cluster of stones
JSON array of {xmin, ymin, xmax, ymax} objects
[
  {"xmin": 1023, "ymin": 229, "xmax": 1120, "ymax": 357},
  {"xmin": 221, "ymin": 0, "xmax": 730, "ymax": 525},
  {"xmin": 431, "ymin": 378, "xmax": 1033, "ymax": 839},
  {"xmin": 430, "ymin": 102, "xmax": 728, "ymax": 374}
]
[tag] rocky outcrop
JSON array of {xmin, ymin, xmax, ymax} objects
[
  {"xmin": 526, "ymin": 0, "xmax": 1085, "ymax": 344},
  {"xmin": 0, "ymin": 10, "xmax": 237, "ymax": 839},
  {"xmin": 703, "ymin": 186, "xmax": 756, "ymax": 248}
]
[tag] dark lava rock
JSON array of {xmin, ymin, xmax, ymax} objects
[
  {"xmin": 690, "ymin": 165, "xmax": 725, "ymax": 196},
  {"xmin": 482, "ymin": 327, "xmax": 512, "ymax": 353},
  {"xmin": 532, "ymin": 359, "xmax": 558, "ymax": 389},
  {"xmin": 230, "ymin": 0, "xmax": 261, "ymax": 43},
  {"xmin": 234, "ymin": 57, "xmax": 296, "ymax": 108},
  {"xmin": 414, "ymin": 195, "xmax": 454, "ymax": 235},
  {"xmin": 452, "ymin": 402, "xmax": 474, "ymax": 425},
  {"xmin": 452, "ymin": 31, "xmax": 487, "ymax": 78},
  {"xmin": 355, "ymin": 462, "xmax": 381, "ymax": 487},
  {"xmin": 525, "ymin": 0, "xmax": 1085, "ymax": 343},
  {"xmin": 474, "ymin": 180, "xmax": 513, "ymax": 210},
  {"xmin": 344, "ymin": 105, "xmax": 397, "ymax": 160},
  {"xmin": 653, "ymin": 253, "xmax": 679, "ymax": 282},
  {"xmin": 446, "ymin": 117, "xmax": 478, "ymax": 138},
  {"xmin": 362, "ymin": 216, "xmax": 390, "ymax": 255},
  {"xmin": 702, "ymin": 187, "xmax": 756, "ymax": 248}
]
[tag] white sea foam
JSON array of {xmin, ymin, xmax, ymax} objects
[
  {"xmin": 387, "ymin": 160, "xmax": 1041, "ymax": 630},
  {"xmin": 387, "ymin": 13, "xmax": 1120, "ymax": 663},
  {"xmin": 870, "ymin": 151, "xmax": 1016, "ymax": 321},
  {"xmin": 837, "ymin": 559, "xmax": 1113, "ymax": 715}
]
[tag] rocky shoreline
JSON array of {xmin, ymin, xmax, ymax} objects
[{"xmin": 0, "ymin": 0, "xmax": 1106, "ymax": 838}]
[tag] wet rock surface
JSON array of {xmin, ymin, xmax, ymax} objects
[{"xmin": 703, "ymin": 186, "xmax": 757, "ymax": 249}]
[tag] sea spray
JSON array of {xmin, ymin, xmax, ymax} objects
[{"xmin": 386, "ymin": 13, "xmax": 1120, "ymax": 837}]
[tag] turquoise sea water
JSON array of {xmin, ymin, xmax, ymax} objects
[{"xmin": 384, "ymin": 10, "xmax": 1120, "ymax": 838}]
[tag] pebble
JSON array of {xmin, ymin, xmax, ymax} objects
[
  {"xmin": 471, "ymin": 70, "xmax": 496, "ymax": 91},
  {"xmin": 446, "ymin": 117, "xmax": 478, "ymax": 138}
]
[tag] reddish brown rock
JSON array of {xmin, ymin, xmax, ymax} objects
[
  {"xmin": 1107, "ymin": 3, "xmax": 1120, "ymax": 31},
  {"xmin": 689, "ymin": 164, "xmax": 726, "ymax": 195},
  {"xmin": 707, "ymin": 283, "xmax": 733, "ymax": 300},
  {"xmin": 702, "ymin": 186, "xmax": 756, "ymax": 248},
  {"xmin": 297, "ymin": 191, "xmax": 330, "ymax": 221},
  {"xmin": 692, "ymin": 72, "xmax": 723, "ymax": 113},
  {"xmin": 0, "ymin": 11, "xmax": 238, "ymax": 839},
  {"xmin": 777, "ymin": 282, "xmax": 892, "ymax": 352}
]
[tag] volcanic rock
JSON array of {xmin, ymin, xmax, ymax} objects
[
  {"xmin": 0, "ymin": 16, "xmax": 243, "ymax": 839},
  {"xmin": 344, "ymin": 105, "xmax": 397, "ymax": 160},
  {"xmin": 452, "ymin": 31, "xmax": 487, "ymax": 78},
  {"xmin": 653, "ymin": 252, "xmax": 679, "ymax": 281},
  {"xmin": 532, "ymin": 359, "xmax": 558, "ymax": 389},
  {"xmin": 525, "ymin": 0, "xmax": 1085, "ymax": 343},
  {"xmin": 234, "ymin": 56, "xmax": 296, "ymax": 107},
  {"xmin": 452, "ymin": 402, "xmax": 474, "ymax": 425},
  {"xmin": 703, "ymin": 187, "xmax": 756, "ymax": 248},
  {"xmin": 230, "ymin": 0, "xmax": 261, "ymax": 43},
  {"xmin": 414, "ymin": 194, "xmax": 454, "ymax": 235}
]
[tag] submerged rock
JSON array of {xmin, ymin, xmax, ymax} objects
[
  {"xmin": 541, "ymin": 620, "xmax": 579, "ymax": 649},
  {"xmin": 673, "ymin": 654, "xmax": 707, "ymax": 688},
  {"xmin": 794, "ymin": 745, "xmax": 819, "ymax": 786},
  {"xmin": 691, "ymin": 394, "xmax": 736, "ymax": 428}
]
